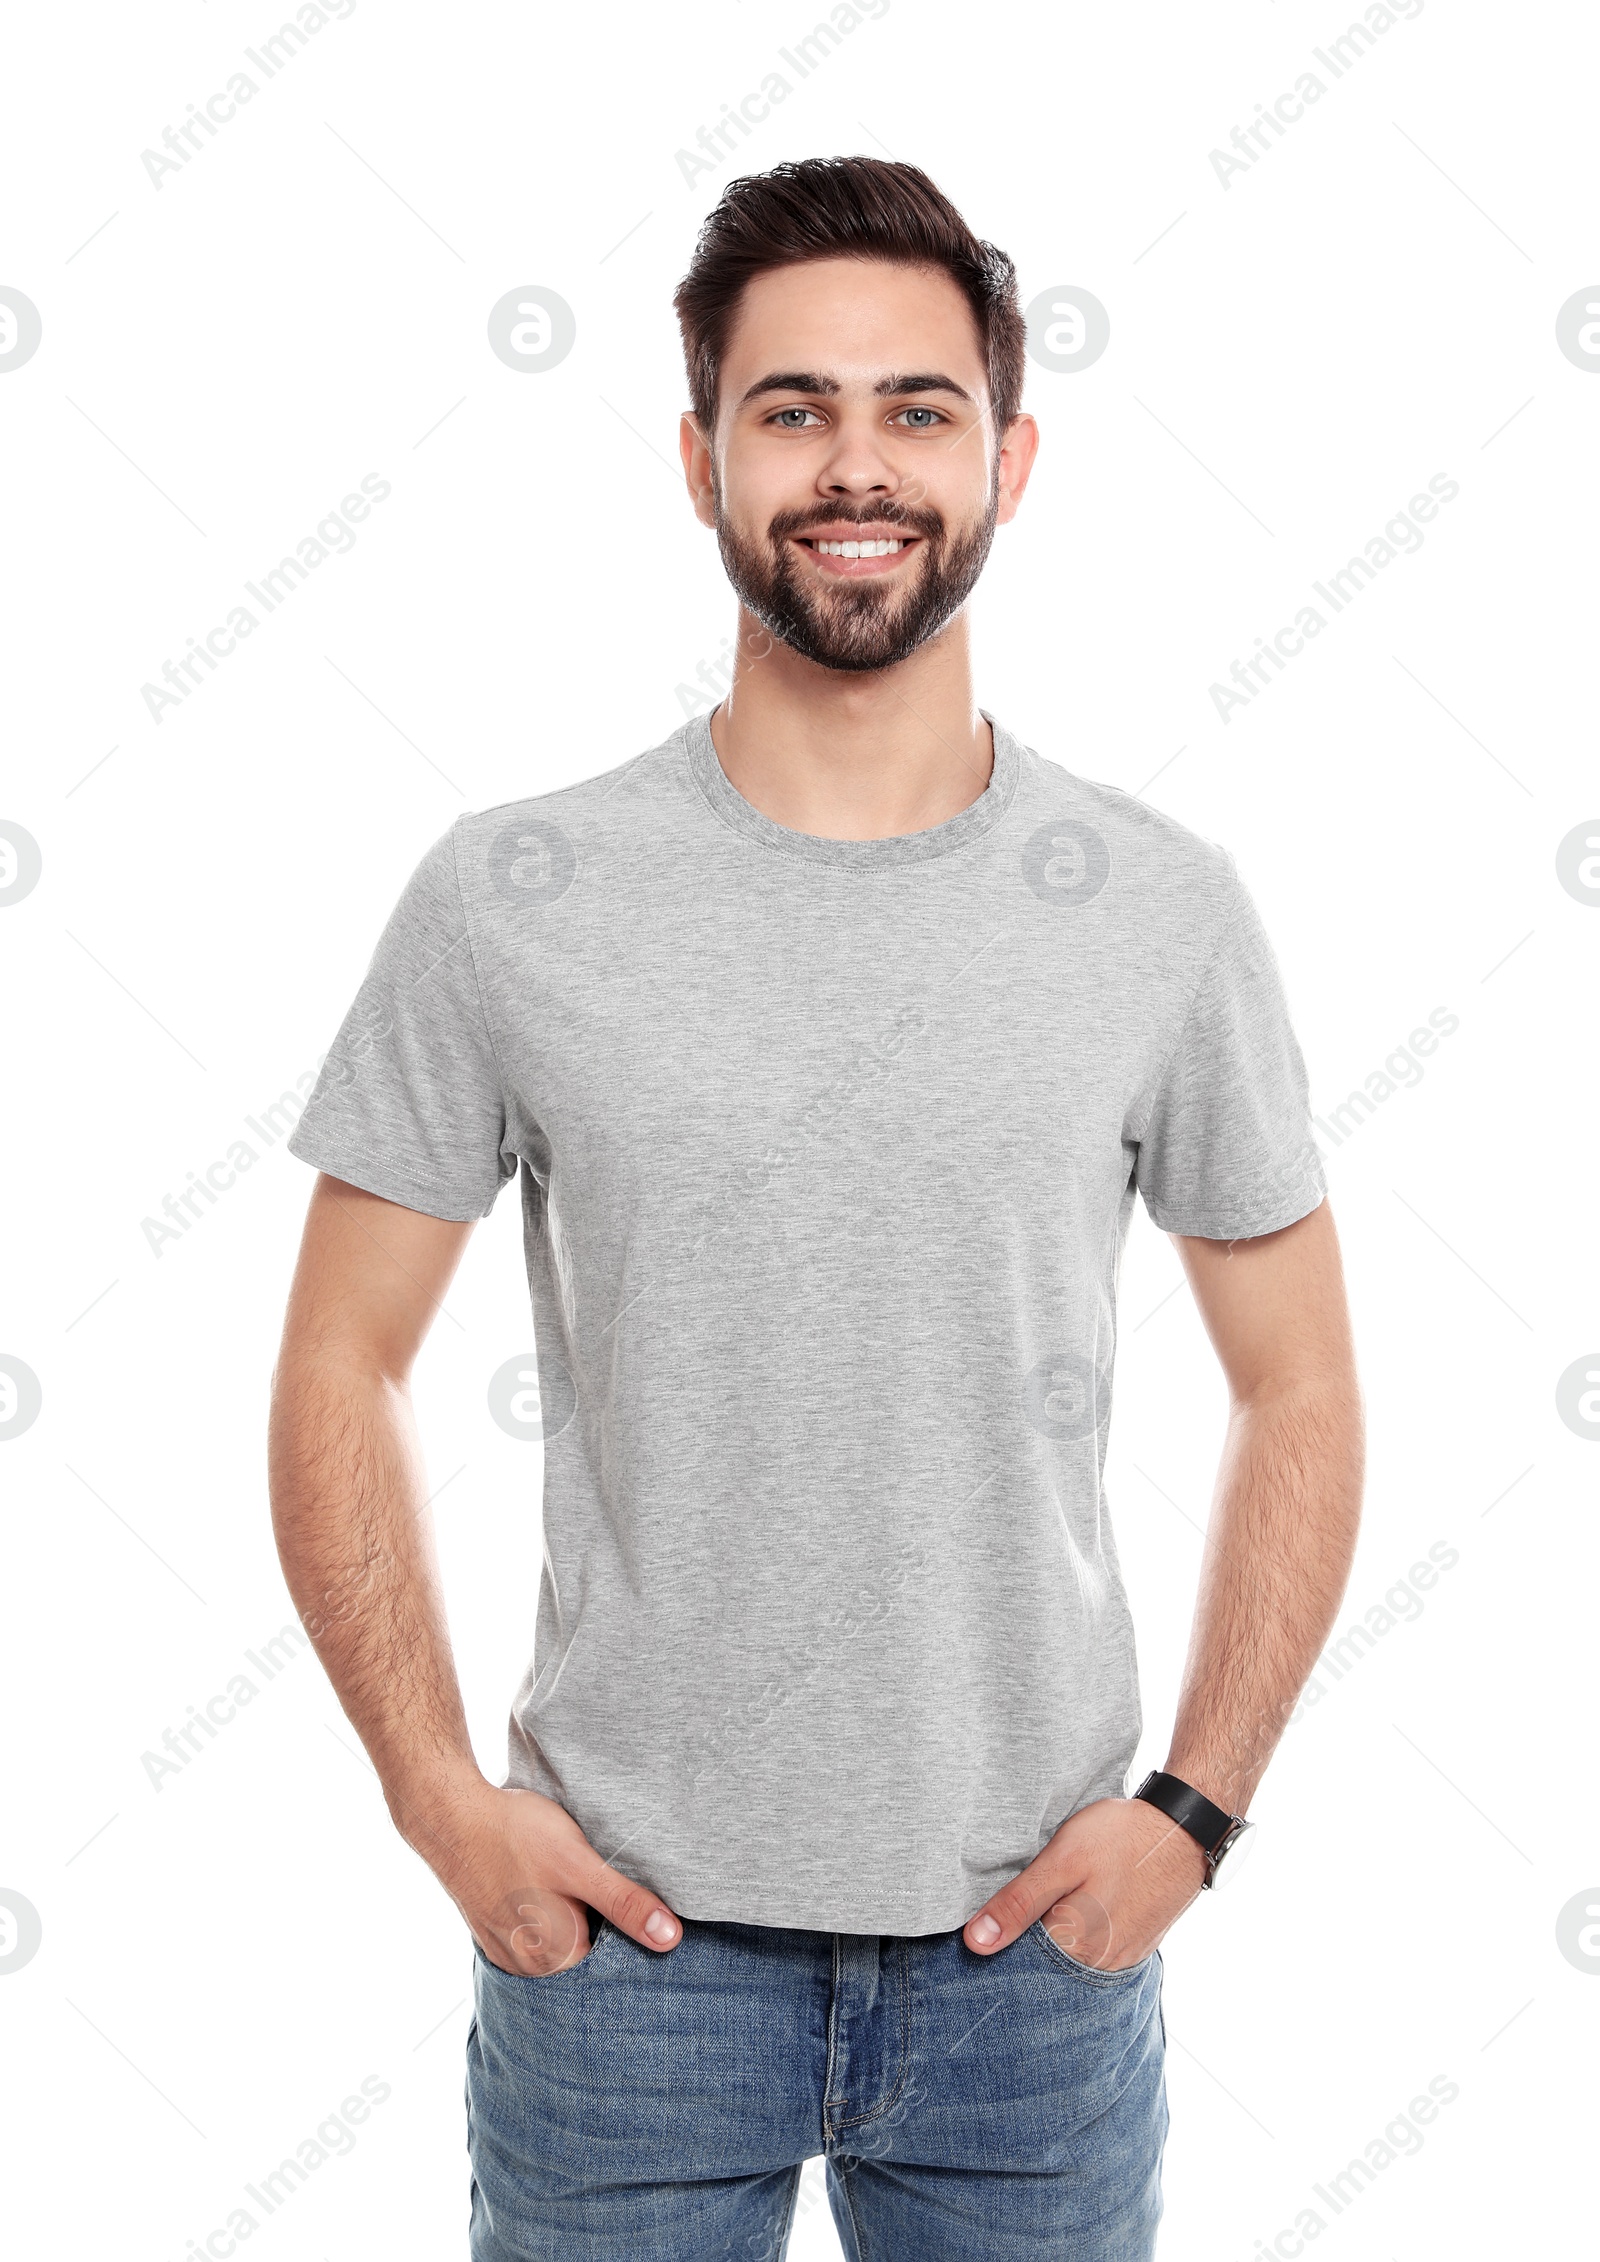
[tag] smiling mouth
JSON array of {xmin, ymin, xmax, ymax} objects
[{"xmin": 793, "ymin": 530, "xmax": 924, "ymax": 575}]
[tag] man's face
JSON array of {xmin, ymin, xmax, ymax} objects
[{"xmin": 685, "ymin": 258, "xmax": 1033, "ymax": 673}]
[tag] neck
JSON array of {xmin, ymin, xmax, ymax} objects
[{"xmin": 708, "ymin": 607, "xmax": 993, "ymax": 841}]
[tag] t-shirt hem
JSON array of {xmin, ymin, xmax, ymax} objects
[
  {"xmin": 662, "ymin": 1888, "xmax": 990, "ymax": 1937},
  {"xmin": 1143, "ymin": 1181, "xmax": 1326, "ymax": 1241},
  {"xmin": 641, "ymin": 1841, "xmax": 1121, "ymax": 1937},
  {"xmin": 557, "ymin": 1790, "xmax": 1139, "ymax": 1937},
  {"xmin": 284, "ymin": 1128, "xmax": 499, "ymax": 1222}
]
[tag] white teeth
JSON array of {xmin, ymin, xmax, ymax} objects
[{"xmin": 814, "ymin": 537, "xmax": 904, "ymax": 557}]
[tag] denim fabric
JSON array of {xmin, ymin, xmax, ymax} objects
[{"xmin": 466, "ymin": 1915, "xmax": 1168, "ymax": 2259}]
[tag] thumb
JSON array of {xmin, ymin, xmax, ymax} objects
[
  {"xmin": 572, "ymin": 1860, "xmax": 683, "ymax": 1954},
  {"xmin": 540, "ymin": 1801, "xmax": 684, "ymax": 1954},
  {"xmin": 964, "ymin": 1862, "xmax": 1092, "ymax": 1956}
]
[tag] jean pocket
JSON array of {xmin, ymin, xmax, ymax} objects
[{"xmin": 1027, "ymin": 1919, "xmax": 1157, "ymax": 1987}]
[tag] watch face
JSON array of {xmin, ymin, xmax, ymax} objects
[{"xmin": 1206, "ymin": 1819, "xmax": 1257, "ymax": 1892}]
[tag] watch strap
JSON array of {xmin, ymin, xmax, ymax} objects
[{"xmin": 1132, "ymin": 1769, "xmax": 1238, "ymax": 1857}]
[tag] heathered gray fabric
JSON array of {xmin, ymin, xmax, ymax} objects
[{"xmin": 287, "ymin": 712, "xmax": 1326, "ymax": 1933}]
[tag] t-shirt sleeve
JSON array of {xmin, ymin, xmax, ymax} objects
[
  {"xmin": 286, "ymin": 824, "xmax": 515, "ymax": 1221},
  {"xmin": 1134, "ymin": 868, "xmax": 1326, "ymax": 1240}
]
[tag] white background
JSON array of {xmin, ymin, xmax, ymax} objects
[{"xmin": 2, "ymin": 1, "xmax": 1595, "ymax": 2255}]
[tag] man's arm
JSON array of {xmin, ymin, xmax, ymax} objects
[
  {"xmin": 963, "ymin": 1198, "xmax": 1364, "ymax": 1966},
  {"xmin": 1161, "ymin": 1197, "xmax": 1365, "ymax": 1815},
  {"xmin": 267, "ymin": 1173, "xmax": 683, "ymax": 1971}
]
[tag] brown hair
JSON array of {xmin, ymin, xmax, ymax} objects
[{"xmin": 674, "ymin": 156, "xmax": 1025, "ymax": 444}]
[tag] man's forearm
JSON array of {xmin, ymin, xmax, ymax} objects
[
  {"xmin": 268, "ymin": 1345, "xmax": 483, "ymax": 1844},
  {"xmin": 1164, "ymin": 1373, "xmax": 1365, "ymax": 1815}
]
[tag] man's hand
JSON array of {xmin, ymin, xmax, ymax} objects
[
  {"xmin": 962, "ymin": 1797, "xmax": 1206, "ymax": 1969},
  {"xmin": 398, "ymin": 1775, "xmax": 684, "ymax": 1975}
]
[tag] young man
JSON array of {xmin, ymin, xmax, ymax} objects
[{"xmin": 270, "ymin": 158, "xmax": 1363, "ymax": 2261}]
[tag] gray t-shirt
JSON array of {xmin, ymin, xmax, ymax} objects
[{"xmin": 287, "ymin": 712, "xmax": 1325, "ymax": 1934}]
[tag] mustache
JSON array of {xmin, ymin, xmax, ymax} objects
[{"xmin": 767, "ymin": 502, "xmax": 945, "ymax": 544}]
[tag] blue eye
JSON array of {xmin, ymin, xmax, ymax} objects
[
  {"xmin": 897, "ymin": 406, "xmax": 943, "ymax": 429},
  {"xmin": 773, "ymin": 407, "xmax": 819, "ymax": 428}
]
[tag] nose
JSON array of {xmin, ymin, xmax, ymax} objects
[{"xmin": 815, "ymin": 419, "xmax": 902, "ymax": 503}]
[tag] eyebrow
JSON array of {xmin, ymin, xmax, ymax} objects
[{"xmin": 738, "ymin": 369, "xmax": 975, "ymax": 407}]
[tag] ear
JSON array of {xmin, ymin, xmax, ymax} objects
[
  {"xmin": 680, "ymin": 412, "xmax": 717, "ymax": 529},
  {"xmin": 995, "ymin": 412, "xmax": 1040, "ymax": 528}
]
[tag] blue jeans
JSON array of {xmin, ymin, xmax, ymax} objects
[{"xmin": 466, "ymin": 1915, "xmax": 1168, "ymax": 2259}]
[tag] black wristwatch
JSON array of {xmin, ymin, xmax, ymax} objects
[{"xmin": 1133, "ymin": 1770, "xmax": 1255, "ymax": 1889}]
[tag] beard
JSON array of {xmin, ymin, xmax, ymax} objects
[{"xmin": 713, "ymin": 483, "xmax": 1000, "ymax": 674}]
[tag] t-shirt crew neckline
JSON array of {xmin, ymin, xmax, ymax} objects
[{"xmin": 684, "ymin": 707, "xmax": 1022, "ymax": 870}]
